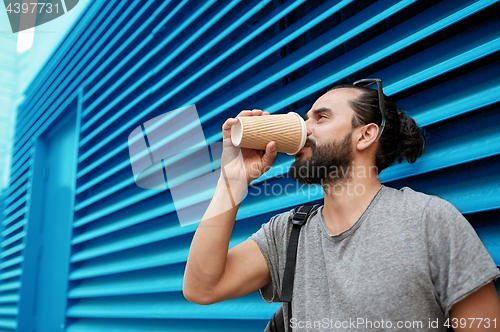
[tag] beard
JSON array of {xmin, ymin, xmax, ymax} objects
[{"xmin": 289, "ymin": 131, "xmax": 353, "ymax": 186}]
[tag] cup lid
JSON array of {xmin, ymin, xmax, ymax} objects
[{"xmin": 287, "ymin": 112, "xmax": 307, "ymax": 155}]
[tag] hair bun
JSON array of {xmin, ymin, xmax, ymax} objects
[{"xmin": 396, "ymin": 110, "xmax": 425, "ymax": 164}]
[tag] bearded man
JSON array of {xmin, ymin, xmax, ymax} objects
[{"xmin": 183, "ymin": 81, "xmax": 500, "ymax": 331}]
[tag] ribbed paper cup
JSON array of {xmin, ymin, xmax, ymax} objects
[{"xmin": 231, "ymin": 112, "xmax": 306, "ymax": 155}]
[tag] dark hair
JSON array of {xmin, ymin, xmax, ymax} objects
[{"xmin": 329, "ymin": 84, "xmax": 426, "ymax": 173}]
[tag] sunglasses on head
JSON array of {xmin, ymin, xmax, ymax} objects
[{"xmin": 353, "ymin": 78, "xmax": 386, "ymax": 142}]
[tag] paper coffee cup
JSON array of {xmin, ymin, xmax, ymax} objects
[{"xmin": 230, "ymin": 112, "xmax": 307, "ymax": 155}]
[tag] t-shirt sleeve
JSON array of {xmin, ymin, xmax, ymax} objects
[
  {"xmin": 249, "ymin": 211, "xmax": 291, "ymax": 303},
  {"xmin": 425, "ymin": 196, "xmax": 500, "ymax": 317}
]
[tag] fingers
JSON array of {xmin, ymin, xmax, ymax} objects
[
  {"xmin": 222, "ymin": 109, "xmax": 268, "ymax": 141},
  {"xmin": 261, "ymin": 141, "xmax": 277, "ymax": 172},
  {"xmin": 222, "ymin": 118, "xmax": 239, "ymax": 142},
  {"xmin": 237, "ymin": 109, "xmax": 264, "ymax": 117}
]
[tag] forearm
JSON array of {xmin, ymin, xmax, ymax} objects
[{"xmin": 183, "ymin": 177, "xmax": 247, "ymax": 300}]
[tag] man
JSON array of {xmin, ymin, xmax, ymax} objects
[{"xmin": 183, "ymin": 82, "xmax": 500, "ymax": 331}]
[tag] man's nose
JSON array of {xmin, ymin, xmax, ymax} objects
[{"xmin": 304, "ymin": 120, "xmax": 313, "ymax": 136}]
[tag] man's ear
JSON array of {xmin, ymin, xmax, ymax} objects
[{"xmin": 356, "ymin": 123, "xmax": 379, "ymax": 151}]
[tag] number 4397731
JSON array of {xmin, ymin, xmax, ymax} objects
[
  {"xmin": 5, "ymin": 2, "xmax": 59, "ymax": 14},
  {"xmin": 444, "ymin": 318, "xmax": 496, "ymax": 329}
]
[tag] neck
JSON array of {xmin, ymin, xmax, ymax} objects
[{"xmin": 321, "ymin": 164, "xmax": 381, "ymax": 235}]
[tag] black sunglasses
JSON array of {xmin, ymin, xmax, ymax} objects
[{"xmin": 352, "ymin": 78, "xmax": 386, "ymax": 142}]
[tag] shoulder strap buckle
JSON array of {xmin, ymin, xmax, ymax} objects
[
  {"xmin": 291, "ymin": 204, "xmax": 320, "ymax": 225},
  {"xmin": 291, "ymin": 211, "xmax": 308, "ymax": 225}
]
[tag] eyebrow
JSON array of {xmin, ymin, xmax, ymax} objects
[{"xmin": 303, "ymin": 107, "xmax": 332, "ymax": 121}]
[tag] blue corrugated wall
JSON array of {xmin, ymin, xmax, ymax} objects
[{"xmin": 0, "ymin": 0, "xmax": 499, "ymax": 331}]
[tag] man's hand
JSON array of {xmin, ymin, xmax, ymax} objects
[
  {"xmin": 183, "ymin": 109, "xmax": 276, "ymax": 306},
  {"xmin": 221, "ymin": 109, "xmax": 277, "ymax": 185},
  {"xmin": 449, "ymin": 282, "xmax": 500, "ymax": 331}
]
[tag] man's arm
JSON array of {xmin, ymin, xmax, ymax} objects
[
  {"xmin": 449, "ymin": 281, "xmax": 500, "ymax": 331},
  {"xmin": 183, "ymin": 110, "xmax": 277, "ymax": 305},
  {"xmin": 182, "ymin": 179, "xmax": 271, "ymax": 305}
]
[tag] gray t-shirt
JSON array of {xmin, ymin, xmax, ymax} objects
[{"xmin": 250, "ymin": 185, "xmax": 499, "ymax": 331}]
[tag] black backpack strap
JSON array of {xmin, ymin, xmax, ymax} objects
[{"xmin": 280, "ymin": 204, "xmax": 321, "ymax": 302}]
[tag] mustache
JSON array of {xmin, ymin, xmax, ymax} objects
[{"xmin": 305, "ymin": 138, "xmax": 316, "ymax": 150}]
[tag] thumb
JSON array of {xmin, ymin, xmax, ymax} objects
[{"xmin": 262, "ymin": 141, "xmax": 277, "ymax": 172}]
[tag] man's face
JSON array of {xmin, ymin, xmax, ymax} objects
[{"xmin": 289, "ymin": 89, "xmax": 359, "ymax": 185}]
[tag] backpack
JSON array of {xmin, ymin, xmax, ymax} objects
[{"xmin": 264, "ymin": 204, "xmax": 322, "ymax": 332}]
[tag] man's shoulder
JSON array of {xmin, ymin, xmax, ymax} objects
[
  {"xmin": 255, "ymin": 208, "xmax": 295, "ymax": 236},
  {"xmin": 266, "ymin": 204, "xmax": 322, "ymax": 232},
  {"xmin": 383, "ymin": 185, "xmax": 464, "ymax": 223},
  {"xmin": 269, "ymin": 208, "xmax": 295, "ymax": 225},
  {"xmin": 383, "ymin": 185, "xmax": 448, "ymax": 208},
  {"xmin": 384, "ymin": 185, "xmax": 430, "ymax": 199}
]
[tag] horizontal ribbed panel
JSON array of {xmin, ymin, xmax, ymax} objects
[
  {"xmin": 2, "ymin": 0, "xmax": 499, "ymax": 331},
  {"xmin": 66, "ymin": 318, "xmax": 270, "ymax": 332}
]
